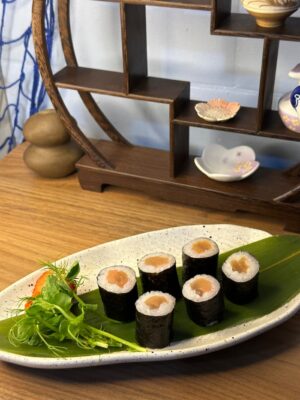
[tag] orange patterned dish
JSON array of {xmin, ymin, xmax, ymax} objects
[{"xmin": 195, "ymin": 99, "xmax": 241, "ymax": 122}]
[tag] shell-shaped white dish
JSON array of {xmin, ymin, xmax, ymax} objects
[
  {"xmin": 1, "ymin": 224, "xmax": 300, "ymax": 369},
  {"xmin": 194, "ymin": 144, "xmax": 260, "ymax": 182}
]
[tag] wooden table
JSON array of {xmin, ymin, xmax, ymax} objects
[{"xmin": 0, "ymin": 143, "xmax": 299, "ymax": 400}]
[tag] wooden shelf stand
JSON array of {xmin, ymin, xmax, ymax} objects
[{"xmin": 32, "ymin": 0, "xmax": 300, "ymax": 232}]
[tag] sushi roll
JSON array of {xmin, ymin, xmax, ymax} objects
[
  {"xmin": 222, "ymin": 251, "xmax": 259, "ymax": 304},
  {"xmin": 135, "ymin": 291, "xmax": 176, "ymax": 348},
  {"xmin": 97, "ymin": 265, "xmax": 138, "ymax": 322},
  {"xmin": 138, "ymin": 253, "xmax": 181, "ymax": 299},
  {"xmin": 182, "ymin": 238, "xmax": 219, "ymax": 282},
  {"xmin": 182, "ymin": 274, "xmax": 224, "ymax": 326}
]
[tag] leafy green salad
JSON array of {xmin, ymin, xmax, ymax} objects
[{"xmin": 8, "ymin": 262, "xmax": 145, "ymax": 356}]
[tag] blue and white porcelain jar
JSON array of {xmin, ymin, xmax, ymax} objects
[{"xmin": 278, "ymin": 64, "xmax": 300, "ymax": 134}]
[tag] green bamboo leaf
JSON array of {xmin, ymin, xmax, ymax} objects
[{"xmin": 0, "ymin": 235, "xmax": 299, "ymax": 358}]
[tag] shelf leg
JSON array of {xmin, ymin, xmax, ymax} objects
[
  {"xmin": 257, "ymin": 38, "xmax": 279, "ymax": 131},
  {"xmin": 120, "ymin": 3, "xmax": 147, "ymax": 93},
  {"xmin": 77, "ymin": 169, "xmax": 106, "ymax": 193},
  {"xmin": 211, "ymin": 0, "xmax": 232, "ymax": 31},
  {"xmin": 170, "ymin": 124, "xmax": 189, "ymax": 178}
]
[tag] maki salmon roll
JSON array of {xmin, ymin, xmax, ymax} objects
[
  {"xmin": 182, "ymin": 274, "xmax": 224, "ymax": 326},
  {"xmin": 97, "ymin": 266, "xmax": 138, "ymax": 322},
  {"xmin": 138, "ymin": 253, "xmax": 181, "ymax": 299},
  {"xmin": 135, "ymin": 291, "xmax": 176, "ymax": 348},
  {"xmin": 182, "ymin": 238, "xmax": 219, "ymax": 282},
  {"xmin": 222, "ymin": 251, "xmax": 259, "ymax": 304}
]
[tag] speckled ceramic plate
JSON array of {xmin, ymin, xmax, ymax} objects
[{"xmin": 0, "ymin": 224, "xmax": 299, "ymax": 369}]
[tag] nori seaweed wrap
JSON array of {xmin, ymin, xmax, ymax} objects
[
  {"xmin": 182, "ymin": 238, "xmax": 219, "ymax": 282},
  {"xmin": 138, "ymin": 253, "xmax": 181, "ymax": 299},
  {"xmin": 135, "ymin": 291, "xmax": 176, "ymax": 348},
  {"xmin": 97, "ymin": 266, "xmax": 138, "ymax": 322},
  {"xmin": 182, "ymin": 274, "xmax": 224, "ymax": 326},
  {"xmin": 222, "ymin": 251, "xmax": 259, "ymax": 304}
]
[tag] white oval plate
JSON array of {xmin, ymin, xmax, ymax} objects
[{"xmin": 0, "ymin": 224, "xmax": 299, "ymax": 369}]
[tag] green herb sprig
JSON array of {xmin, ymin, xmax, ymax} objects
[{"xmin": 8, "ymin": 262, "xmax": 145, "ymax": 356}]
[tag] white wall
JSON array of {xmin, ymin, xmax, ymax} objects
[{"xmin": 2, "ymin": 0, "xmax": 300, "ymax": 167}]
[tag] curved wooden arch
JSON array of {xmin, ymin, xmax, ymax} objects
[
  {"xmin": 32, "ymin": 0, "xmax": 114, "ymax": 169},
  {"xmin": 58, "ymin": 0, "xmax": 131, "ymax": 146}
]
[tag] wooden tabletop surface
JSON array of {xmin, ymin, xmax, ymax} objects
[{"xmin": 0, "ymin": 143, "xmax": 299, "ymax": 400}]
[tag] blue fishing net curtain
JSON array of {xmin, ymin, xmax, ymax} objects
[{"xmin": 0, "ymin": 0, "xmax": 55, "ymax": 159}]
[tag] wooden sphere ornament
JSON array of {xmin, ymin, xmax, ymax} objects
[{"xmin": 23, "ymin": 110, "xmax": 83, "ymax": 178}]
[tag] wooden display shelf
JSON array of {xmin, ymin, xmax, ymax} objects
[
  {"xmin": 77, "ymin": 140, "xmax": 300, "ymax": 231},
  {"xmin": 213, "ymin": 14, "xmax": 300, "ymax": 42},
  {"xmin": 32, "ymin": 0, "xmax": 300, "ymax": 233},
  {"xmin": 54, "ymin": 66, "xmax": 189, "ymax": 104},
  {"xmin": 95, "ymin": 0, "xmax": 212, "ymax": 10}
]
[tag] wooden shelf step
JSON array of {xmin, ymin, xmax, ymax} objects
[
  {"xmin": 213, "ymin": 14, "xmax": 300, "ymax": 42},
  {"xmin": 94, "ymin": 0, "xmax": 211, "ymax": 10},
  {"xmin": 173, "ymin": 100, "xmax": 257, "ymax": 134},
  {"xmin": 54, "ymin": 66, "xmax": 189, "ymax": 104},
  {"xmin": 174, "ymin": 101, "xmax": 300, "ymax": 141},
  {"xmin": 76, "ymin": 140, "xmax": 300, "ymax": 227},
  {"xmin": 54, "ymin": 67, "xmax": 124, "ymax": 97},
  {"xmin": 260, "ymin": 111, "xmax": 300, "ymax": 142}
]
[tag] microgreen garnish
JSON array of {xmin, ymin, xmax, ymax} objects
[{"xmin": 8, "ymin": 261, "xmax": 145, "ymax": 356}]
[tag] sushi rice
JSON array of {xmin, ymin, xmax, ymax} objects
[
  {"xmin": 97, "ymin": 265, "xmax": 137, "ymax": 294},
  {"xmin": 222, "ymin": 251, "xmax": 259, "ymax": 283},
  {"xmin": 135, "ymin": 291, "xmax": 176, "ymax": 317}
]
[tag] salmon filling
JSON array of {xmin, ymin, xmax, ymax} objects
[
  {"xmin": 145, "ymin": 295, "xmax": 168, "ymax": 310},
  {"xmin": 231, "ymin": 257, "xmax": 249, "ymax": 274},
  {"xmin": 107, "ymin": 270, "xmax": 129, "ymax": 288},
  {"xmin": 191, "ymin": 278, "xmax": 212, "ymax": 296},
  {"xmin": 192, "ymin": 240, "xmax": 212, "ymax": 254},
  {"xmin": 144, "ymin": 256, "xmax": 170, "ymax": 268}
]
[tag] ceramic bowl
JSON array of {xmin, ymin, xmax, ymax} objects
[
  {"xmin": 278, "ymin": 92, "xmax": 300, "ymax": 133},
  {"xmin": 278, "ymin": 63, "xmax": 300, "ymax": 133},
  {"xmin": 195, "ymin": 99, "xmax": 240, "ymax": 122},
  {"xmin": 241, "ymin": 0, "xmax": 300, "ymax": 28},
  {"xmin": 194, "ymin": 144, "xmax": 260, "ymax": 182}
]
